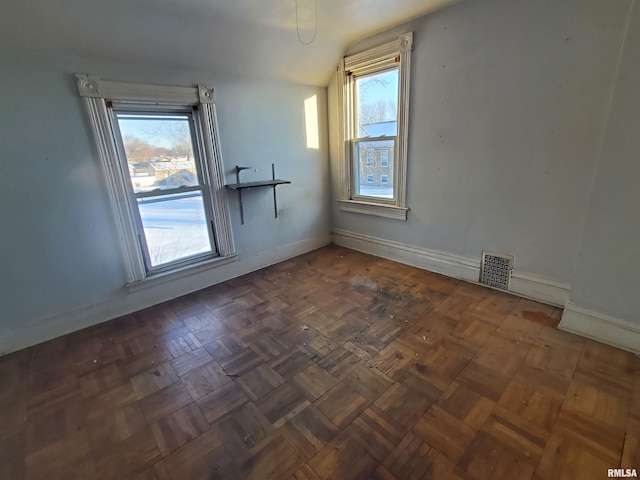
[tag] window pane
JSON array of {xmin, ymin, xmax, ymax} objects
[
  {"xmin": 137, "ymin": 191, "xmax": 213, "ymax": 267},
  {"xmin": 354, "ymin": 139, "xmax": 394, "ymax": 199},
  {"xmin": 356, "ymin": 68, "xmax": 398, "ymax": 138},
  {"xmin": 116, "ymin": 114, "xmax": 199, "ymax": 193}
]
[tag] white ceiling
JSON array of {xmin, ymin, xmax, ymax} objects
[{"xmin": 0, "ymin": 0, "xmax": 458, "ymax": 86}]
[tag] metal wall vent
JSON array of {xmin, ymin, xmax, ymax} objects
[{"xmin": 480, "ymin": 251, "xmax": 513, "ymax": 291}]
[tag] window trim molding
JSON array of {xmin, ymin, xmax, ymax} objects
[
  {"xmin": 337, "ymin": 199, "xmax": 409, "ymax": 221},
  {"xmin": 125, "ymin": 253, "xmax": 238, "ymax": 293},
  {"xmin": 76, "ymin": 74, "xmax": 235, "ymax": 284},
  {"xmin": 336, "ymin": 32, "xmax": 412, "ymax": 221}
]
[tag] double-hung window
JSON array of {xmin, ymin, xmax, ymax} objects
[
  {"xmin": 337, "ymin": 32, "xmax": 413, "ymax": 220},
  {"xmin": 114, "ymin": 109, "xmax": 215, "ymax": 271},
  {"xmin": 76, "ymin": 75, "xmax": 235, "ymax": 284}
]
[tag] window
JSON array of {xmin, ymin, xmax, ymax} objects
[
  {"xmin": 76, "ymin": 75, "xmax": 236, "ymax": 284},
  {"xmin": 367, "ymin": 174, "xmax": 374, "ymax": 183},
  {"xmin": 366, "ymin": 149, "xmax": 374, "ymax": 167},
  {"xmin": 380, "ymin": 150, "xmax": 389, "ymax": 168},
  {"xmin": 354, "ymin": 68, "xmax": 397, "ymax": 199},
  {"xmin": 115, "ymin": 111, "xmax": 214, "ymax": 270},
  {"xmin": 337, "ymin": 32, "xmax": 413, "ymax": 221},
  {"xmin": 381, "ymin": 174, "xmax": 389, "ymax": 184}
]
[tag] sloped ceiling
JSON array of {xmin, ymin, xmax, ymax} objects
[{"xmin": 0, "ymin": 0, "xmax": 458, "ymax": 86}]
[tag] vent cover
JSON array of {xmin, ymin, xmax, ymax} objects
[{"xmin": 480, "ymin": 251, "xmax": 513, "ymax": 290}]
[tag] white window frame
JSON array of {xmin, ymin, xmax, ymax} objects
[
  {"xmin": 336, "ymin": 32, "xmax": 412, "ymax": 221},
  {"xmin": 380, "ymin": 174, "xmax": 389, "ymax": 184},
  {"xmin": 367, "ymin": 173, "xmax": 374, "ymax": 183},
  {"xmin": 76, "ymin": 75, "xmax": 236, "ymax": 286}
]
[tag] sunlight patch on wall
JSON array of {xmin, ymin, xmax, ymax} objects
[{"xmin": 304, "ymin": 95, "xmax": 319, "ymax": 149}]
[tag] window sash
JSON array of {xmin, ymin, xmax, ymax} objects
[
  {"xmin": 113, "ymin": 107, "xmax": 206, "ymax": 192},
  {"xmin": 349, "ymin": 63, "xmax": 399, "ymax": 203},
  {"xmin": 135, "ymin": 189, "xmax": 218, "ymax": 272},
  {"xmin": 110, "ymin": 106, "xmax": 219, "ymax": 273},
  {"xmin": 134, "ymin": 196, "xmax": 218, "ymax": 272},
  {"xmin": 350, "ymin": 66, "xmax": 399, "ymax": 140},
  {"xmin": 352, "ymin": 137, "xmax": 396, "ymax": 203}
]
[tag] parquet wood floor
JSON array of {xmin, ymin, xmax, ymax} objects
[{"xmin": 1, "ymin": 245, "xmax": 638, "ymax": 479}]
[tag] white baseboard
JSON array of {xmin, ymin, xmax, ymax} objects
[
  {"xmin": 559, "ymin": 302, "xmax": 640, "ymax": 354},
  {"xmin": 0, "ymin": 235, "xmax": 330, "ymax": 356},
  {"xmin": 510, "ymin": 271, "xmax": 570, "ymax": 307},
  {"xmin": 331, "ymin": 229, "xmax": 570, "ymax": 307},
  {"xmin": 332, "ymin": 229, "xmax": 479, "ymax": 282}
]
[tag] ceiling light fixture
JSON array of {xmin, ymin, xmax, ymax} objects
[{"xmin": 295, "ymin": 0, "xmax": 317, "ymax": 45}]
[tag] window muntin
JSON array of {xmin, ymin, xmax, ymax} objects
[
  {"xmin": 381, "ymin": 175, "xmax": 389, "ymax": 184},
  {"xmin": 114, "ymin": 109, "xmax": 217, "ymax": 271}
]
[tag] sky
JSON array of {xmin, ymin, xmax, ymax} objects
[
  {"xmin": 116, "ymin": 114, "xmax": 192, "ymax": 149},
  {"xmin": 356, "ymin": 68, "xmax": 399, "ymax": 117},
  {"xmin": 355, "ymin": 68, "xmax": 399, "ymax": 139}
]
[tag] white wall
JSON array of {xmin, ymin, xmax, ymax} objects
[
  {"xmin": 329, "ymin": 0, "xmax": 639, "ymax": 348},
  {"xmin": 0, "ymin": 50, "xmax": 330, "ymax": 355},
  {"xmin": 559, "ymin": 2, "xmax": 640, "ymax": 349},
  {"xmin": 2, "ymin": 0, "xmax": 637, "ymax": 355}
]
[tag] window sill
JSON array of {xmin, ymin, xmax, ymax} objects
[
  {"xmin": 125, "ymin": 253, "xmax": 238, "ymax": 293},
  {"xmin": 338, "ymin": 199, "xmax": 408, "ymax": 221}
]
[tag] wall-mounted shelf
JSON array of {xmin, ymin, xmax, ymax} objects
[
  {"xmin": 225, "ymin": 164, "xmax": 291, "ymax": 224},
  {"xmin": 226, "ymin": 179, "xmax": 291, "ymax": 190}
]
